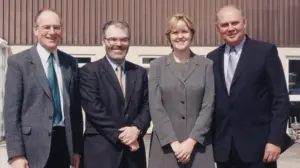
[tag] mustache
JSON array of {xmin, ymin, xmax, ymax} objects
[{"xmin": 109, "ymin": 46, "xmax": 127, "ymax": 50}]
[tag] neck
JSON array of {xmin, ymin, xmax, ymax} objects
[
  {"xmin": 173, "ymin": 49, "xmax": 191, "ymax": 63},
  {"xmin": 106, "ymin": 55, "xmax": 124, "ymax": 65},
  {"xmin": 39, "ymin": 43, "xmax": 57, "ymax": 53}
]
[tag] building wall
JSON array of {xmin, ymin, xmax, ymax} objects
[
  {"xmin": 8, "ymin": 45, "xmax": 294, "ymax": 71},
  {"xmin": 1, "ymin": 0, "xmax": 300, "ymax": 46},
  {"xmin": 9, "ymin": 45, "xmax": 300, "ymax": 134}
]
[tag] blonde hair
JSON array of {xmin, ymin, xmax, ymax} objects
[{"xmin": 165, "ymin": 14, "xmax": 195, "ymax": 48}]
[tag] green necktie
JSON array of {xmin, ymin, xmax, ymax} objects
[{"xmin": 48, "ymin": 53, "xmax": 62, "ymax": 125}]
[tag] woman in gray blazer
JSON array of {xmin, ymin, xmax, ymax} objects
[{"xmin": 148, "ymin": 14, "xmax": 215, "ymax": 168}]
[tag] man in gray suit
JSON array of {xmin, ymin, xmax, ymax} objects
[{"xmin": 3, "ymin": 9, "xmax": 83, "ymax": 168}]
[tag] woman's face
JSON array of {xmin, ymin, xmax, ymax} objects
[{"xmin": 169, "ymin": 20, "xmax": 193, "ymax": 51}]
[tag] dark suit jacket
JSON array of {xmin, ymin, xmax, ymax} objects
[
  {"xmin": 3, "ymin": 46, "xmax": 83, "ymax": 168},
  {"xmin": 80, "ymin": 57, "xmax": 151, "ymax": 168},
  {"xmin": 207, "ymin": 36, "xmax": 290, "ymax": 163}
]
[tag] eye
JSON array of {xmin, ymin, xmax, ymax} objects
[
  {"xmin": 43, "ymin": 25, "xmax": 51, "ymax": 30},
  {"xmin": 171, "ymin": 31, "xmax": 179, "ymax": 34},
  {"xmin": 220, "ymin": 23, "xmax": 228, "ymax": 28},
  {"xmin": 231, "ymin": 21, "xmax": 239, "ymax": 26}
]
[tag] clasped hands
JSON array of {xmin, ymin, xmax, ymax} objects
[
  {"xmin": 118, "ymin": 126, "xmax": 140, "ymax": 152},
  {"xmin": 170, "ymin": 138, "xmax": 197, "ymax": 165}
]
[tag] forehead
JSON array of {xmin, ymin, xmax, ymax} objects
[
  {"xmin": 171, "ymin": 20, "xmax": 189, "ymax": 30},
  {"xmin": 217, "ymin": 9, "xmax": 243, "ymax": 24},
  {"xmin": 105, "ymin": 25, "xmax": 129, "ymax": 38},
  {"xmin": 36, "ymin": 11, "xmax": 61, "ymax": 26}
]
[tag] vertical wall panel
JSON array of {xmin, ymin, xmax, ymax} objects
[
  {"xmin": 61, "ymin": 0, "xmax": 67, "ymax": 44},
  {"xmin": 78, "ymin": 0, "xmax": 84, "ymax": 45},
  {"xmin": 21, "ymin": 0, "xmax": 27, "ymax": 44},
  {"xmin": 0, "ymin": 0, "xmax": 299, "ymax": 46},
  {"xmin": 32, "ymin": 0, "xmax": 38, "ymax": 44},
  {"xmin": 0, "ymin": 0, "xmax": 4, "ymax": 38},
  {"xmin": 66, "ymin": 0, "xmax": 73, "ymax": 44},
  {"xmin": 15, "ymin": 0, "xmax": 21, "ymax": 44},
  {"xmin": 3, "ymin": 0, "xmax": 9, "ymax": 43}
]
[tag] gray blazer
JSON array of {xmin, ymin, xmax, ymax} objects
[
  {"xmin": 3, "ymin": 46, "xmax": 83, "ymax": 168},
  {"xmin": 148, "ymin": 52, "xmax": 215, "ymax": 168}
]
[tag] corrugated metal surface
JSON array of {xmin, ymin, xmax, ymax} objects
[{"xmin": 0, "ymin": 0, "xmax": 300, "ymax": 46}]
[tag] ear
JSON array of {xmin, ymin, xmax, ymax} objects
[
  {"xmin": 33, "ymin": 26, "xmax": 38, "ymax": 36},
  {"xmin": 243, "ymin": 18, "xmax": 247, "ymax": 29},
  {"xmin": 215, "ymin": 22, "xmax": 221, "ymax": 32},
  {"xmin": 102, "ymin": 38, "xmax": 106, "ymax": 47}
]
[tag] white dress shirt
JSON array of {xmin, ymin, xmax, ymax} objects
[
  {"xmin": 106, "ymin": 56, "xmax": 126, "ymax": 93},
  {"xmin": 223, "ymin": 36, "xmax": 246, "ymax": 77},
  {"xmin": 37, "ymin": 43, "xmax": 65, "ymax": 126}
]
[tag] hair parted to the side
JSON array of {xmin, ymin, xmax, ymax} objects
[
  {"xmin": 165, "ymin": 13, "xmax": 195, "ymax": 48},
  {"xmin": 102, "ymin": 20, "xmax": 131, "ymax": 39}
]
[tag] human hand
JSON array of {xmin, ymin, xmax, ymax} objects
[
  {"xmin": 128, "ymin": 140, "xmax": 140, "ymax": 152},
  {"xmin": 176, "ymin": 138, "xmax": 197, "ymax": 164},
  {"xmin": 263, "ymin": 143, "xmax": 281, "ymax": 163},
  {"xmin": 10, "ymin": 156, "xmax": 29, "ymax": 168},
  {"xmin": 119, "ymin": 126, "xmax": 140, "ymax": 145},
  {"xmin": 72, "ymin": 153, "xmax": 80, "ymax": 168}
]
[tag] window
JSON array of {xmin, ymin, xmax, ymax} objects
[
  {"xmin": 0, "ymin": 47, "xmax": 8, "ymax": 141},
  {"xmin": 286, "ymin": 56, "xmax": 300, "ymax": 140},
  {"xmin": 72, "ymin": 54, "xmax": 94, "ymax": 68},
  {"xmin": 139, "ymin": 55, "xmax": 161, "ymax": 69}
]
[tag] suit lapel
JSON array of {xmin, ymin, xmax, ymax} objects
[
  {"xmin": 100, "ymin": 57, "xmax": 125, "ymax": 102},
  {"xmin": 230, "ymin": 37, "xmax": 250, "ymax": 88},
  {"xmin": 217, "ymin": 45, "xmax": 228, "ymax": 93},
  {"xmin": 124, "ymin": 62, "xmax": 137, "ymax": 111},
  {"xmin": 57, "ymin": 50, "xmax": 72, "ymax": 90},
  {"xmin": 183, "ymin": 52, "xmax": 198, "ymax": 82},
  {"xmin": 29, "ymin": 46, "xmax": 52, "ymax": 100},
  {"xmin": 167, "ymin": 54, "xmax": 185, "ymax": 84}
]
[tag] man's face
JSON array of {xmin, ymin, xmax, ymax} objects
[
  {"xmin": 102, "ymin": 25, "xmax": 130, "ymax": 62},
  {"xmin": 33, "ymin": 11, "xmax": 62, "ymax": 52},
  {"xmin": 216, "ymin": 8, "xmax": 246, "ymax": 47}
]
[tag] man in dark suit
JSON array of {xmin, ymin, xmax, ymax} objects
[
  {"xmin": 80, "ymin": 20, "xmax": 151, "ymax": 168},
  {"xmin": 3, "ymin": 9, "xmax": 83, "ymax": 168},
  {"xmin": 207, "ymin": 5, "xmax": 290, "ymax": 168}
]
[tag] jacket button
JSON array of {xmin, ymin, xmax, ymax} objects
[
  {"xmin": 49, "ymin": 116, "xmax": 52, "ymax": 120},
  {"xmin": 48, "ymin": 132, "xmax": 51, "ymax": 136},
  {"xmin": 180, "ymin": 84, "xmax": 184, "ymax": 88},
  {"xmin": 181, "ymin": 101, "xmax": 185, "ymax": 104},
  {"xmin": 181, "ymin": 116, "xmax": 185, "ymax": 120}
]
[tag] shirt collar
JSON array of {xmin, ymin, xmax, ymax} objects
[
  {"xmin": 36, "ymin": 43, "xmax": 58, "ymax": 64},
  {"xmin": 106, "ymin": 55, "xmax": 125, "ymax": 72},
  {"xmin": 225, "ymin": 35, "xmax": 246, "ymax": 54}
]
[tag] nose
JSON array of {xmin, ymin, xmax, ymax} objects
[
  {"xmin": 48, "ymin": 26, "xmax": 55, "ymax": 34},
  {"xmin": 116, "ymin": 40, "xmax": 122, "ymax": 46},
  {"xmin": 228, "ymin": 24, "xmax": 234, "ymax": 31},
  {"xmin": 178, "ymin": 32, "xmax": 184, "ymax": 38}
]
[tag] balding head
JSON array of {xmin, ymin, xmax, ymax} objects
[
  {"xmin": 216, "ymin": 5, "xmax": 244, "ymax": 22},
  {"xmin": 34, "ymin": 9, "xmax": 62, "ymax": 27},
  {"xmin": 215, "ymin": 5, "xmax": 246, "ymax": 47}
]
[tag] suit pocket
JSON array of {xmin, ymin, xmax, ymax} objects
[{"xmin": 22, "ymin": 126, "xmax": 32, "ymax": 135}]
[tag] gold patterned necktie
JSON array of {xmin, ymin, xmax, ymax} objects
[{"xmin": 117, "ymin": 65, "xmax": 125, "ymax": 97}]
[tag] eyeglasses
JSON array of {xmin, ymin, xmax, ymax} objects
[
  {"xmin": 104, "ymin": 37, "xmax": 130, "ymax": 45},
  {"xmin": 37, "ymin": 25, "xmax": 62, "ymax": 32}
]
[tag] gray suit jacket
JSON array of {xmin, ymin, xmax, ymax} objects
[
  {"xmin": 148, "ymin": 52, "xmax": 215, "ymax": 168},
  {"xmin": 3, "ymin": 46, "xmax": 83, "ymax": 168}
]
